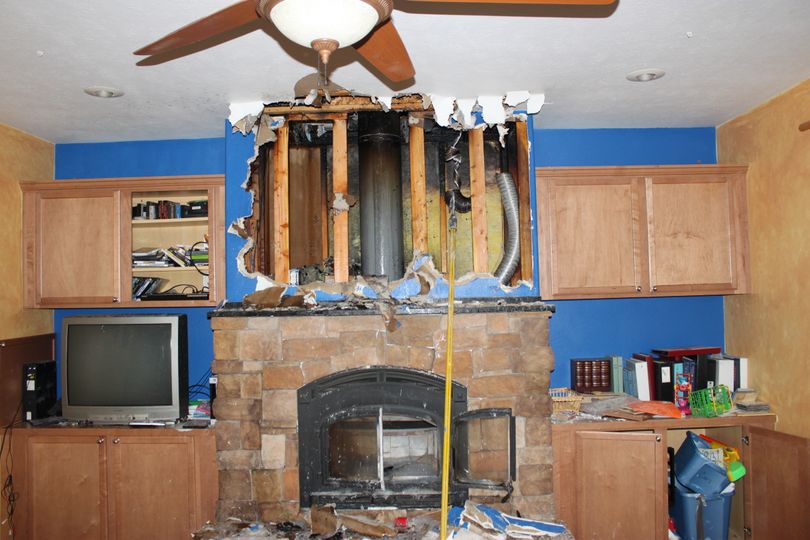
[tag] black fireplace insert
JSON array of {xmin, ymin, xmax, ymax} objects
[{"xmin": 298, "ymin": 367, "xmax": 515, "ymax": 508}]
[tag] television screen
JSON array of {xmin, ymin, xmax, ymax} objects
[{"xmin": 61, "ymin": 314, "xmax": 188, "ymax": 423}]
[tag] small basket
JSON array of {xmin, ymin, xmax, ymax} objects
[
  {"xmin": 549, "ymin": 387, "xmax": 584, "ymax": 413},
  {"xmin": 689, "ymin": 385, "xmax": 733, "ymax": 418}
]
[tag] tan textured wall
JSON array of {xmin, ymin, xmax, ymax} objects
[
  {"xmin": 0, "ymin": 124, "xmax": 53, "ymax": 339},
  {"xmin": 717, "ymin": 79, "xmax": 810, "ymax": 438}
]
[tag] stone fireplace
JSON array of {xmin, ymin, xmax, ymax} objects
[{"xmin": 210, "ymin": 302, "xmax": 554, "ymax": 522}]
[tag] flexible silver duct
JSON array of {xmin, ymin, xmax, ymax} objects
[{"xmin": 493, "ymin": 172, "xmax": 521, "ymax": 285}]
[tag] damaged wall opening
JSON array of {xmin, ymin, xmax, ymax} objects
[{"xmin": 241, "ymin": 105, "xmax": 533, "ymax": 288}]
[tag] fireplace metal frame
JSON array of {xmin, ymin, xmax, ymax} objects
[{"xmin": 297, "ymin": 366, "xmax": 515, "ymax": 508}]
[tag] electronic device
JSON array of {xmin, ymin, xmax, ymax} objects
[
  {"xmin": 22, "ymin": 360, "xmax": 57, "ymax": 421},
  {"xmin": 61, "ymin": 314, "xmax": 188, "ymax": 424}
]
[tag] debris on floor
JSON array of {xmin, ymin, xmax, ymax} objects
[
  {"xmin": 193, "ymin": 504, "xmax": 572, "ymax": 540},
  {"xmin": 446, "ymin": 502, "xmax": 571, "ymax": 539}
]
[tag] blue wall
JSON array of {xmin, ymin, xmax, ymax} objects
[
  {"xmin": 54, "ymin": 137, "xmax": 226, "ymax": 389},
  {"xmin": 53, "ymin": 126, "xmax": 726, "ymax": 394},
  {"xmin": 532, "ymin": 128, "xmax": 724, "ymax": 387}
]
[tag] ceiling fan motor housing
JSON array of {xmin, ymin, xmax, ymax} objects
[{"xmin": 257, "ymin": 0, "xmax": 393, "ymax": 50}]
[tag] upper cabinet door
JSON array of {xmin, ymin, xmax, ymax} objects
[
  {"xmin": 536, "ymin": 165, "xmax": 750, "ymax": 299},
  {"xmin": 646, "ymin": 171, "xmax": 749, "ymax": 295},
  {"xmin": 21, "ymin": 175, "xmax": 225, "ymax": 308},
  {"xmin": 24, "ymin": 188, "xmax": 121, "ymax": 307},
  {"xmin": 537, "ymin": 172, "xmax": 648, "ymax": 299}
]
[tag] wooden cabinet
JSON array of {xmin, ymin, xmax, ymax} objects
[
  {"xmin": 10, "ymin": 427, "xmax": 217, "ymax": 540},
  {"xmin": 21, "ymin": 175, "xmax": 225, "ymax": 308},
  {"xmin": 536, "ymin": 165, "xmax": 751, "ymax": 299},
  {"xmin": 551, "ymin": 414, "xmax": 801, "ymax": 540}
]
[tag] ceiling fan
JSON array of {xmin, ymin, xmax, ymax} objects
[{"xmin": 135, "ymin": 0, "xmax": 615, "ymax": 83}]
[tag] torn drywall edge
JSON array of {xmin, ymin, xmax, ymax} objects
[
  {"xmin": 504, "ymin": 91, "xmax": 531, "ymax": 107},
  {"xmin": 454, "ymin": 98, "xmax": 477, "ymax": 129},
  {"xmin": 431, "ymin": 95, "xmax": 456, "ymax": 127},
  {"xmin": 228, "ymin": 101, "xmax": 264, "ymax": 134},
  {"xmin": 477, "ymin": 96, "xmax": 507, "ymax": 125},
  {"xmin": 526, "ymin": 93, "xmax": 545, "ymax": 114},
  {"xmin": 227, "ymin": 94, "xmax": 540, "ymax": 299},
  {"xmin": 375, "ymin": 96, "xmax": 393, "ymax": 112}
]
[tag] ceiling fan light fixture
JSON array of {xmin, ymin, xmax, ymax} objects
[{"xmin": 259, "ymin": 0, "xmax": 391, "ymax": 50}]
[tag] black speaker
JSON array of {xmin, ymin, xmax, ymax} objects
[{"xmin": 22, "ymin": 361, "xmax": 57, "ymax": 421}]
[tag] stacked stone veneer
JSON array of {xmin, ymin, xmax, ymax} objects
[{"xmin": 210, "ymin": 310, "xmax": 554, "ymax": 522}]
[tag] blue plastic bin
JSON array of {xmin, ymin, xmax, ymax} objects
[
  {"xmin": 675, "ymin": 431, "xmax": 730, "ymax": 495},
  {"xmin": 671, "ymin": 477, "xmax": 734, "ymax": 540}
]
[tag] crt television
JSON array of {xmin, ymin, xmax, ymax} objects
[{"xmin": 61, "ymin": 314, "xmax": 188, "ymax": 423}]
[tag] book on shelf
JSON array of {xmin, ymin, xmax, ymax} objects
[
  {"xmin": 652, "ymin": 358, "xmax": 679, "ymax": 403},
  {"xmin": 623, "ymin": 357, "xmax": 650, "ymax": 400},
  {"xmin": 652, "ymin": 346, "xmax": 722, "ymax": 392},
  {"xmin": 632, "ymin": 353, "xmax": 657, "ymax": 400},
  {"xmin": 570, "ymin": 357, "xmax": 611, "ymax": 394},
  {"xmin": 709, "ymin": 353, "xmax": 749, "ymax": 390},
  {"xmin": 611, "ymin": 355, "xmax": 624, "ymax": 393}
]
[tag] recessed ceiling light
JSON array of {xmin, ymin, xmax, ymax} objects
[
  {"xmin": 84, "ymin": 86, "xmax": 124, "ymax": 98},
  {"xmin": 626, "ymin": 68, "xmax": 666, "ymax": 83}
]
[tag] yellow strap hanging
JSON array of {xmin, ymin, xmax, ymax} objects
[{"xmin": 439, "ymin": 215, "xmax": 458, "ymax": 540}]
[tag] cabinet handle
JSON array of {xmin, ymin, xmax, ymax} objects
[
  {"xmin": 112, "ymin": 296, "xmax": 120, "ymax": 303},
  {"xmin": 113, "ymin": 437, "xmax": 120, "ymax": 444},
  {"xmin": 636, "ymin": 286, "xmax": 642, "ymax": 293},
  {"xmin": 652, "ymin": 286, "xmax": 658, "ymax": 292},
  {"xmin": 97, "ymin": 436, "xmax": 105, "ymax": 444}
]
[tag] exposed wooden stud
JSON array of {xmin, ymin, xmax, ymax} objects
[
  {"xmin": 439, "ymin": 176, "xmax": 448, "ymax": 273},
  {"xmin": 409, "ymin": 120, "xmax": 428, "ymax": 254},
  {"xmin": 468, "ymin": 128, "xmax": 488, "ymax": 273},
  {"xmin": 273, "ymin": 123, "xmax": 290, "ymax": 282},
  {"xmin": 515, "ymin": 120, "xmax": 533, "ymax": 283},
  {"xmin": 320, "ymin": 147, "xmax": 330, "ymax": 261},
  {"xmin": 332, "ymin": 116, "xmax": 349, "ymax": 283}
]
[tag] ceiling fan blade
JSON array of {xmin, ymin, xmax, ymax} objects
[
  {"xmin": 134, "ymin": 0, "xmax": 261, "ymax": 56},
  {"xmin": 353, "ymin": 19, "xmax": 415, "ymax": 83},
  {"xmin": 409, "ymin": 0, "xmax": 614, "ymax": 4}
]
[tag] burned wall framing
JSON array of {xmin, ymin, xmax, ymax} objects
[{"xmin": 239, "ymin": 98, "xmax": 534, "ymax": 287}]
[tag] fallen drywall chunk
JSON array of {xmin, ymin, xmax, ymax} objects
[
  {"xmin": 431, "ymin": 95, "xmax": 456, "ymax": 127},
  {"xmin": 477, "ymin": 95, "xmax": 507, "ymax": 125},
  {"xmin": 311, "ymin": 505, "xmax": 340, "ymax": 537},
  {"xmin": 452, "ymin": 501, "xmax": 568, "ymax": 539},
  {"xmin": 340, "ymin": 513, "xmax": 398, "ymax": 538}
]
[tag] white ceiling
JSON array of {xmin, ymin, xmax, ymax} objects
[{"xmin": 1, "ymin": 0, "xmax": 809, "ymax": 143}]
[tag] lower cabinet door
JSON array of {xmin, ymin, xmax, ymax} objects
[
  {"xmin": 19, "ymin": 434, "xmax": 108, "ymax": 540},
  {"xmin": 748, "ymin": 426, "xmax": 810, "ymax": 539},
  {"xmin": 574, "ymin": 431, "xmax": 667, "ymax": 540},
  {"xmin": 107, "ymin": 435, "xmax": 198, "ymax": 540}
]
